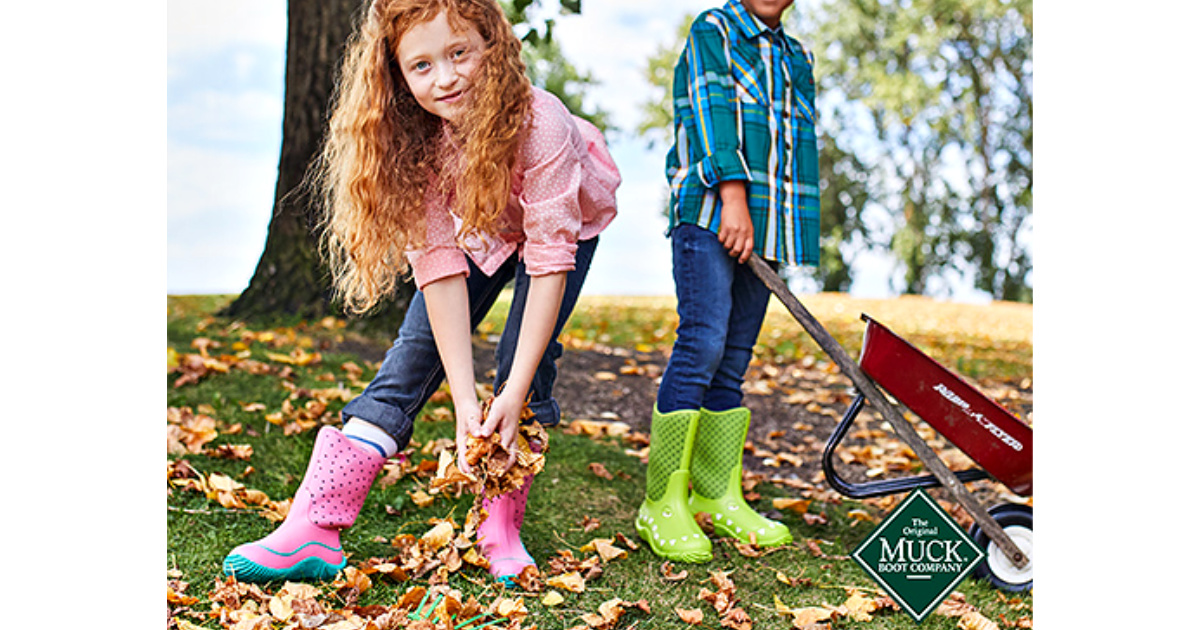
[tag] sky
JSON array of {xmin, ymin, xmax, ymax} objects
[{"xmin": 167, "ymin": 0, "xmax": 997, "ymax": 301}]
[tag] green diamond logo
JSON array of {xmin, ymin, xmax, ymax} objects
[{"xmin": 851, "ymin": 489, "xmax": 984, "ymax": 622}]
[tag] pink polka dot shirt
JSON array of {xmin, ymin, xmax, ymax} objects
[{"xmin": 406, "ymin": 87, "xmax": 621, "ymax": 290}]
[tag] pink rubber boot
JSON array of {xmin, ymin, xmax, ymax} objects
[
  {"xmin": 223, "ymin": 426, "xmax": 386, "ymax": 582},
  {"xmin": 476, "ymin": 473, "xmax": 536, "ymax": 586}
]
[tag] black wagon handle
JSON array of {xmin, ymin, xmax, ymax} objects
[{"xmin": 745, "ymin": 253, "xmax": 1028, "ymax": 570}]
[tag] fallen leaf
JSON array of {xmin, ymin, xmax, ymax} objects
[
  {"xmin": 546, "ymin": 571, "xmax": 586, "ymax": 593},
  {"xmin": 838, "ymin": 590, "xmax": 876, "ymax": 622},
  {"xmin": 587, "ymin": 462, "xmax": 614, "ymax": 480},
  {"xmin": 207, "ymin": 443, "xmax": 254, "ymax": 460},
  {"xmin": 790, "ymin": 607, "xmax": 833, "ymax": 627},
  {"xmin": 419, "ymin": 522, "xmax": 455, "ymax": 552},
  {"xmin": 660, "ymin": 561, "xmax": 689, "ymax": 582},
  {"xmin": 613, "ymin": 531, "xmax": 640, "ymax": 551},
  {"xmin": 957, "ymin": 611, "xmax": 1000, "ymax": 630},
  {"xmin": 542, "ymin": 590, "xmax": 565, "ymax": 606},
  {"xmin": 733, "ymin": 541, "xmax": 763, "ymax": 557},
  {"xmin": 675, "ymin": 607, "xmax": 704, "ymax": 625},
  {"xmin": 409, "ymin": 489, "xmax": 436, "ymax": 508},
  {"xmin": 581, "ymin": 538, "xmax": 627, "ymax": 562}
]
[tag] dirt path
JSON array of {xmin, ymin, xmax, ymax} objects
[
  {"xmin": 489, "ymin": 339, "xmax": 1034, "ymax": 515},
  {"xmin": 344, "ymin": 333, "xmax": 1033, "ymax": 516}
]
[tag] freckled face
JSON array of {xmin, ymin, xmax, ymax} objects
[
  {"xmin": 741, "ymin": 0, "xmax": 793, "ymax": 28},
  {"xmin": 395, "ymin": 12, "xmax": 486, "ymax": 122}
]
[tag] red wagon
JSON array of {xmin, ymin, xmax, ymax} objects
[{"xmin": 821, "ymin": 315, "xmax": 1033, "ymax": 591}]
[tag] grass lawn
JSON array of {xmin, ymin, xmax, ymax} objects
[{"xmin": 167, "ymin": 294, "xmax": 1032, "ymax": 630}]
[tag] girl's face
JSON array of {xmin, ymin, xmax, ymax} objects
[{"xmin": 395, "ymin": 11, "xmax": 486, "ymax": 122}]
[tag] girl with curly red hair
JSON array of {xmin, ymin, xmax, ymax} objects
[{"xmin": 223, "ymin": 0, "xmax": 619, "ymax": 586}]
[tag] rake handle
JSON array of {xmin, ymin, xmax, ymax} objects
[{"xmin": 746, "ymin": 253, "xmax": 1027, "ymax": 569}]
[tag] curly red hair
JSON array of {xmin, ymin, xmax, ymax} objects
[{"xmin": 317, "ymin": 0, "xmax": 531, "ymax": 314}]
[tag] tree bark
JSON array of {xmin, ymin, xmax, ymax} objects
[{"xmin": 221, "ymin": 0, "xmax": 414, "ymax": 331}]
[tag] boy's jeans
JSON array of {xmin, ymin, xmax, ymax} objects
[
  {"xmin": 656, "ymin": 224, "xmax": 772, "ymax": 414},
  {"xmin": 342, "ymin": 237, "xmax": 599, "ymax": 448}
]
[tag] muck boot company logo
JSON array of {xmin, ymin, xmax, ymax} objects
[{"xmin": 852, "ymin": 489, "xmax": 983, "ymax": 622}]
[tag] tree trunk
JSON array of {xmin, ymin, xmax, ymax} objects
[{"xmin": 221, "ymin": 0, "xmax": 414, "ymax": 332}]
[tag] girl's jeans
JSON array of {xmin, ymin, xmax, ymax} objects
[
  {"xmin": 342, "ymin": 237, "xmax": 599, "ymax": 448},
  {"xmin": 656, "ymin": 224, "xmax": 773, "ymax": 413}
]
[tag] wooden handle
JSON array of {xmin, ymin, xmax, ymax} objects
[{"xmin": 746, "ymin": 253, "xmax": 1027, "ymax": 568}]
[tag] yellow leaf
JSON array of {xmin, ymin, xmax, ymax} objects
[
  {"xmin": 773, "ymin": 498, "xmax": 812, "ymax": 514},
  {"xmin": 790, "ymin": 607, "xmax": 833, "ymax": 627},
  {"xmin": 409, "ymin": 489, "xmax": 435, "ymax": 508},
  {"xmin": 595, "ymin": 598, "xmax": 625, "ymax": 625},
  {"xmin": 490, "ymin": 596, "xmax": 529, "ymax": 618},
  {"xmin": 420, "ymin": 521, "xmax": 455, "ymax": 551},
  {"xmin": 840, "ymin": 590, "xmax": 876, "ymax": 622},
  {"xmin": 461, "ymin": 546, "xmax": 489, "ymax": 568},
  {"xmin": 208, "ymin": 473, "xmax": 240, "ymax": 494},
  {"xmin": 546, "ymin": 571, "xmax": 586, "ymax": 593},
  {"xmin": 268, "ymin": 595, "xmax": 293, "ymax": 621},
  {"xmin": 542, "ymin": 591, "xmax": 565, "ymax": 607},
  {"xmin": 957, "ymin": 612, "xmax": 1000, "ymax": 630},
  {"xmin": 581, "ymin": 538, "xmax": 627, "ymax": 562},
  {"xmin": 592, "ymin": 371, "xmax": 618, "ymax": 381},
  {"xmin": 337, "ymin": 566, "xmax": 371, "ymax": 593}
]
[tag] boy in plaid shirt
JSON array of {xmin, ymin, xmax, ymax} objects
[{"xmin": 637, "ymin": 0, "xmax": 820, "ymax": 562}]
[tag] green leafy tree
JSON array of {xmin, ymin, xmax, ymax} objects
[
  {"xmin": 800, "ymin": 0, "xmax": 1032, "ymax": 301},
  {"xmin": 503, "ymin": 0, "xmax": 608, "ymax": 131},
  {"xmin": 224, "ymin": 0, "xmax": 605, "ymax": 328}
]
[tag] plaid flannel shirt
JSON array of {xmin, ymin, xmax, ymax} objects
[{"xmin": 666, "ymin": 0, "xmax": 820, "ymax": 266}]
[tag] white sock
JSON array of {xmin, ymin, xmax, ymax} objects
[{"xmin": 342, "ymin": 417, "xmax": 399, "ymax": 458}]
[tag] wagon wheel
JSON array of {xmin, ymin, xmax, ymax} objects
[{"xmin": 968, "ymin": 503, "xmax": 1032, "ymax": 592}]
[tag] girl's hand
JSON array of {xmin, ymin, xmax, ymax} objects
[
  {"xmin": 454, "ymin": 396, "xmax": 484, "ymax": 475},
  {"xmin": 480, "ymin": 389, "xmax": 525, "ymax": 473}
]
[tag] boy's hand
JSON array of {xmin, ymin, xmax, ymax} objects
[{"xmin": 718, "ymin": 180, "xmax": 754, "ymax": 263}]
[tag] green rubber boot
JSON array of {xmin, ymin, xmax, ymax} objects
[
  {"xmin": 636, "ymin": 407, "xmax": 713, "ymax": 563},
  {"xmin": 688, "ymin": 407, "xmax": 793, "ymax": 547}
]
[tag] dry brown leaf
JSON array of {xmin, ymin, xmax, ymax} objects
[
  {"xmin": 564, "ymin": 419, "xmax": 631, "ymax": 438},
  {"xmin": 587, "ymin": 462, "xmax": 614, "ymax": 480},
  {"xmin": 676, "ymin": 607, "xmax": 704, "ymax": 625},
  {"xmin": 957, "ymin": 612, "xmax": 1000, "ymax": 630},
  {"xmin": 733, "ymin": 541, "xmax": 763, "ymax": 557},
  {"xmin": 409, "ymin": 489, "xmax": 436, "ymax": 508},
  {"xmin": 488, "ymin": 595, "xmax": 529, "ymax": 619},
  {"xmin": 167, "ymin": 406, "xmax": 220, "ymax": 454},
  {"xmin": 581, "ymin": 538, "xmax": 627, "ymax": 562},
  {"xmin": 660, "ymin": 561, "xmax": 689, "ymax": 582},
  {"xmin": 613, "ymin": 531, "xmax": 640, "ymax": 551},
  {"xmin": 208, "ymin": 443, "xmax": 254, "ymax": 460}
]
